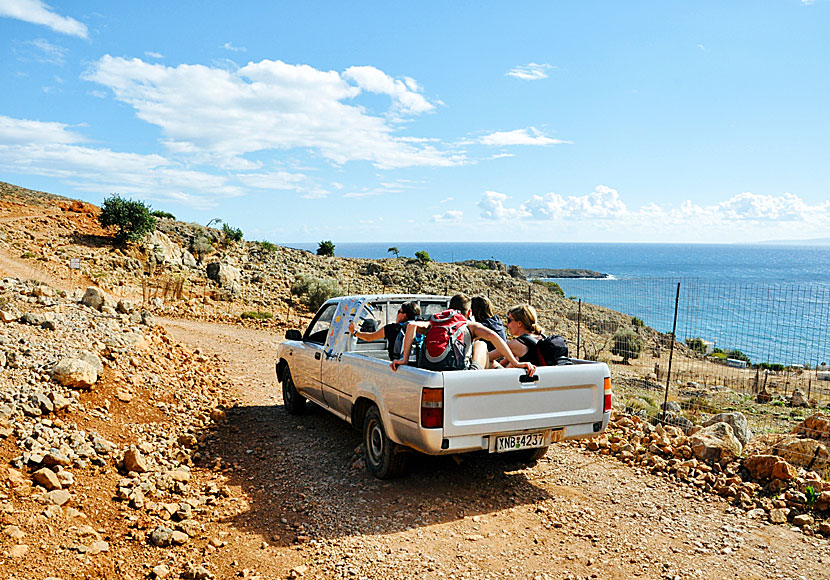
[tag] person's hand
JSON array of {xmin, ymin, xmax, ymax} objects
[
  {"xmin": 348, "ymin": 321, "xmax": 356, "ymax": 334},
  {"xmin": 519, "ymin": 362, "xmax": 536, "ymax": 377},
  {"xmin": 390, "ymin": 359, "xmax": 404, "ymax": 372}
]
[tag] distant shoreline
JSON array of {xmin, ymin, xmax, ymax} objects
[{"xmin": 525, "ymin": 268, "xmax": 610, "ymax": 279}]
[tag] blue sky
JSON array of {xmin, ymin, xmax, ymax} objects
[{"xmin": 1, "ymin": 1, "xmax": 828, "ymax": 244}]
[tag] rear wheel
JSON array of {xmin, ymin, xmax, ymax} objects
[
  {"xmin": 281, "ymin": 366, "xmax": 306, "ymax": 415},
  {"xmin": 363, "ymin": 406, "xmax": 407, "ymax": 479}
]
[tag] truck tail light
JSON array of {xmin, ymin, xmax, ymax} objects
[
  {"xmin": 603, "ymin": 377, "xmax": 612, "ymax": 413},
  {"xmin": 421, "ymin": 387, "xmax": 443, "ymax": 428}
]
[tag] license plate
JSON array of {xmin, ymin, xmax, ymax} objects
[{"xmin": 494, "ymin": 431, "xmax": 549, "ymax": 453}]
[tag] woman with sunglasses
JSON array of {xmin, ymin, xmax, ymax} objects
[{"xmin": 490, "ymin": 304, "xmax": 545, "ymax": 367}]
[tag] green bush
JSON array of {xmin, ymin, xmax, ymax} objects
[
  {"xmin": 726, "ymin": 349, "xmax": 751, "ymax": 364},
  {"xmin": 686, "ymin": 337, "xmax": 707, "ymax": 354},
  {"xmin": 317, "ymin": 240, "xmax": 335, "ymax": 256},
  {"xmin": 255, "ymin": 241, "xmax": 278, "ymax": 254},
  {"xmin": 414, "ymin": 250, "xmax": 431, "ymax": 264},
  {"xmin": 531, "ymin": 279, "xmax": 565, "ymax": 297},
  {"xmin": 191, "ymin": 234, "xmax": 214, "ymax": 261},
  {"xmin": 241, "ymin": 311, "xmax": 273, "ymax": 320},
  {"xmin": 99, "ymin": 195, "xmax": 156, "ymax": 243},
  {"xmin": 631, "ymin": 316, "xmax": 644, "ymax": 328},
  {"xmin": 151, "ymin": 210, "xmax": 176, "ymax": 220},
  {"xmin": 291, "ymin": 274, "xmax": 342, "ymax": 312},
  {"xmin": 222, "ymin": 223, "xmax": 244, "ymax": 243},
  {"xmin": 611, "ymin": 327, "xmax": 643, "ymax": 363}
]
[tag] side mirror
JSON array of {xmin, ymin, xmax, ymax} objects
[{"xmin": 285, "ymin": 329, "xmax": 302, "ymax": 341}]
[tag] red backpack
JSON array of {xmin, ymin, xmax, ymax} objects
[{"xmin": 417, "ymin": 309, "xmax": 472, "ymax": 371}]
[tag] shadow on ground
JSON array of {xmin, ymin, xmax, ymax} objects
[
  {"xmin": 70, "ymin": 232, "xmax": 114, "ymax": 248},
  {"xmin": 194, "ymin": 402, "xmax": 552, "ymax": 546}
]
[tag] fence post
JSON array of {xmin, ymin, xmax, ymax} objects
[
  {"xmin": 662, "ymin": 282, "xmax": 681, "ymax": 423},
  {"xmin": 576, "ymin": 299, "xmax": 582, "ymax": 360}
]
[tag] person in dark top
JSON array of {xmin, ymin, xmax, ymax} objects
[
  {"xmin": 490, "ymin": 303, "xmax": 545, "ymax": 367},
  {"xmin": 348, "ymin": 301, "xmax": 421, "ymax": 361},
  {"xmin": 471, "ymin": 295, "xmax": 506, "ymax": 351}
]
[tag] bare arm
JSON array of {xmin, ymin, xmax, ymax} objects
[
  {"xmin": 348, "ymin": 320, "xmax": 385, "ymax": 342},
  {"xmin": 470, "ymin": 322, "xmax": 535, "ymax": 376},
  {"xmin": 390, "ymin": 321, "xmax": 428, "ymax": 371}
]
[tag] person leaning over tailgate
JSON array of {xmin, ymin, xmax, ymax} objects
[
  {"xmin": 490, "ymin": 303, "xmax": 544, "ymax": 368},
  {"xmin": 390, "ymin": 293, "xmax": 535, "ymax": 376},
  {"xmin": 348, "ymin": 300, "xmax": 420, "ymax": 361}
]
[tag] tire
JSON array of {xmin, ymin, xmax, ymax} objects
[
  {"xmin": 281, "ymin": 366, "xmax": 307, "ymax": 415},
  {"xmin": 363, "ymin": 406, "xmax": 407, "ymax": 479}
]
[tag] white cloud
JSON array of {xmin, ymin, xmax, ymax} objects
[
  {"xmin": 482, "ymin": 185, "xmax": 628, "ymax": 221},
  {"xmin": 477, "ymin": 191, "xmax": 531, "ymax": 220},
  {"xmin": 145, "ymin": 51, "xmax": 163, "ymax": 59},
  {"xmin": 0, "ymin": 0, "xmax": 87, "ymax": 38},
  {"xmin": 84, "ymin": 56, "xmax": 457, "ymax": 170},
  {"xmin": 17, "ymin": 38, "xmax": 67, "ymax": 64},
  {"xmin": 223, "ymin": 42, "xmax": 246, "ymax": 52},
  {"xmin": 479, "ymin": 127, "xmax": 570, "ymax": 146},
  {"xmin": 432, "ymin": 210, "xmax": 463, "ymax": 223},
  {"xmin": 0, "ymin": 114, "xmax": 83, "ymax": 145},
  {"xmin": 343, "ymin": 65, "xmax": 435, "ymax": 115},
  {"xmin": 506, "ymin": 63, "xmax": 554, "ymax": 81},
  {"xmin": 0, "ymin": 115, "xmax": 241, "ymax": 208}
]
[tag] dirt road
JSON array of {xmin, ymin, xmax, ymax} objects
[{"xmin": 161, "ymin": 317, "xmax": 830, "ymax": 580}]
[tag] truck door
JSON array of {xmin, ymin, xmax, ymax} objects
[
  {"xmin": 294, "ymin": 302, "xmax": 338, "ymax": 405},
  {"xmin": 320, "ymin": 298, "xmax": 365, "ymax": 416}
]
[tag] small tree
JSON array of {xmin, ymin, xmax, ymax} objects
[
  {"xmin": 686, "ymin": 337, "xmax": 707, "ymax": 354},
  {"xmin": 611, "ymin": 327, "xmax": 643, "ymax": 364},
  {"xmin": 317, "ymin": 240, "xmax": 335, "ymax": 257},
  {"xmin": 387, "ymin": 246, "xmax": 400, "ymax": 258},
  {"xmin": 415, "ymin": 250, "xmax": 431, "ymax": 264},
  {"xmin": 99, "ymin": 195, "xmax": 156, "ymax": 244},
  {"xmin": 291, "ymin": 274, "xmax": 342, "ymax": 311},
  {"xmin": 222, "ymin": 223, "xmax": 244, "ymax": 244}
]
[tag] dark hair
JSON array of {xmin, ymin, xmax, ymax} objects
[
  {"xmin": 400, "ymin": 301, "xmax": 420, "ymax": 321},
  {"xmin": 471, "ymin": 296, "xmax": 495, "ymax": 321},
  {"xmin": 507, "ymin": 304, "xmax": 544, "ymax": 335},
  {"xmin": 449, "ymin": 293, "xmax": 471, "ymax": 314}
]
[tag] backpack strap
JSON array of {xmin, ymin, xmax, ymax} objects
[{"xmin": 516, "ymin": 334, "xmax": 546, "ymax": 367}]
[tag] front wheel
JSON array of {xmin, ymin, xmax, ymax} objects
[
  {"xmin": 363, "ymin": 406, "xmax": 407, "ymax": 479},
  {"xmin": 281, "ymin": 366, "xmax": 306, "ymax": 415}
]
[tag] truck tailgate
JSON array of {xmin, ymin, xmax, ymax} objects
[{"xmin": 442, "ymin": 364, "xmax": 607, "ymax": 437}]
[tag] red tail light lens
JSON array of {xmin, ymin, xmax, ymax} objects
[
  {"xmin": 421, "ymin": 387, "xmax": 443, "ymax": 428},
  {"xmin": 603, "ymin": 377, "xmax": 612, "ymax": 413}
]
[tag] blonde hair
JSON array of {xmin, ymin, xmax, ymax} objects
[{"xmin": 507, "ymin": 304, "xmax": 544, "ymax": 335}]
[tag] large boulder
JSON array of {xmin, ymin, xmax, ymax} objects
[
  {"xmin": 744, "ymin": 454, "xmax": 797, "ymax": 481},
  {"xmin": 689, "ymin": 422, "xmax": 743, "ymax": 463},
  {"xmin": 206, "ymin": 262, "xmax": 240, "ymax": 290},
  {"xmin": 81, "ymin": 287, "xmax": 112, "ymax": 311},
  {"xmin": 144, "ymin": 230, "xmax": 185, "ymax": 267},
  {"xmin": 792, "ymin": 413, "xmax": 830, "ymax": 441},
  {"xmin": 771, "ymin": 437, "xmax": 830, "ymax": 473},
  {"xmin": 703, "ymin": 412, "xmax": 752, "ymax": 445},
  {"xmin": 52, "ymin": 358, "xmax": 98, "ymax": 389}
]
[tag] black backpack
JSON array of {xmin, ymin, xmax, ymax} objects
[{"xmin": 517, "ymin": 334, "xmax": 572, "ymax": 366}]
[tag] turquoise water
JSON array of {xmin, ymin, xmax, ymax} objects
[{"xmin": 289, "ymin": 242, "xmax": 830, "ymax": 366}]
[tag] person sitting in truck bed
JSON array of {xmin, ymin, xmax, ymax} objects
[
  {"xmin": 489, "ymin": 303, "xmax": 544, "ymax": 368},
  {"xmin": 390, "ymin": 293, "xmax": 535, "ymax": 376},
  {"xmin": 348, "ymin": 300, "xmax": 421, "ymax": 361},
  {"xmin": 471, "ymin": 295, "xmax": 506, "ymax": 351}
]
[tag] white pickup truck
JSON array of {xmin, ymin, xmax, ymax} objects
[{"xmin": 275, "ymin": 294, "xmax": 612, "ymax": 478}]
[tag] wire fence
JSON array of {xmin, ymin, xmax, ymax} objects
[{"xmin": 556, "ymin": 279, "xmax": 830, "ymax": 442}]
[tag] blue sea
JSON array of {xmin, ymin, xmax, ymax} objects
[{"xmin": 289, "ymin": 242, "xmax": 830, "ymax": 366}]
